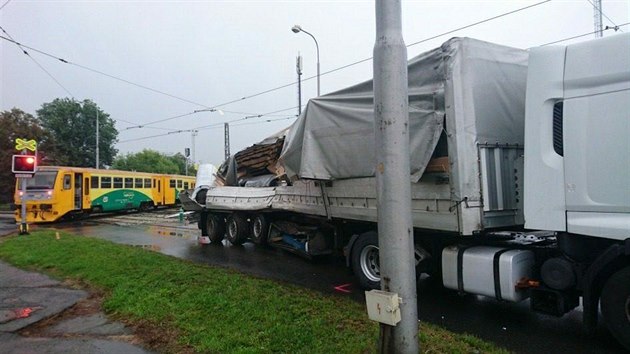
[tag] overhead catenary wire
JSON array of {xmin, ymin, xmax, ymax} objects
[
  {"xmin": 0, "ymin": 34, "xmax": 212, "ymax": 109},
  {"xmin": 0, "ymin": 25, "xmax": 75, "ymax": 98},
  {"xmin": 119, "ymin": 1, "xmax": 551, "ymax": 133},
  {"xmin": 541, "ymin": 22, "xmax": 629, "ymax": 46},
  {"xmin": 0, "ymin": 0, "xmax": 11, "ymax": 11},
  {"xmin": 0, "ymin": 0, "xmax": 551, "ymax": 123},
  {"xmin": 121, "ymin": 106, "xmax": 299, "ymax": 130}
]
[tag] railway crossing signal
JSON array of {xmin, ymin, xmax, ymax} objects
[
  {"xmin": 12, "ymin": 154, "xmax": 37, "ymax": 173},
  {"xmin": 15, "ymin": 138, "xmax": 37, "ymax": 152}
]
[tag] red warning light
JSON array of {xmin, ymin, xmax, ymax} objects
[{"xmin": 12, "ymin": 155, "xmax": 37, "ymax": 173}]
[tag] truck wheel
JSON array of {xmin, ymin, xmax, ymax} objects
[
  {"xmin": 601, "ymin": 266, "xmax": 630, "ymax": 351},
  {"xmin": 351, "ymin": 232, "xmax": 381, "ymax": 290},
  {"xmin": 250, "ymin": 214, "xmax": 269, "ymax": 245},
  {"xmin": 206, "ymin": 214, "xmax": 226, "ymax": 243},
  {"xmin": 226, "ymin": 213, "xmax": 248, "ymax": 245}
]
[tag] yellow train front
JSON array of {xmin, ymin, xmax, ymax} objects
[{"xmin": 14, "ymin": 166, "xmax": 196, "ymax": 223}]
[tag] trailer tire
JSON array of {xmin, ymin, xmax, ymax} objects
[
  {"xmin": 226, "ymin": 213, "xmax": 248, "ymax": 245},
  {"xmin": 206, "ymin": 214, "xmax": 226, "ymax": 243},
  {"xmin": 351, "ymin": 232, "xmax": 381, "ymax": 290},
  {"xmin": 601, "ymin": 266, "xmax": 630, "ymax": 351},
  {"xmin": 250, "ymin": 214, "xmax": 269, "ymax": 245}
]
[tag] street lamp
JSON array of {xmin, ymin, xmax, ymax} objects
[{"xmin": 291, "ymin": 25, "xmax": 320, "ymax": 96}]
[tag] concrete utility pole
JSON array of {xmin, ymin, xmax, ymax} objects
[{"xmin": 373, "ymin": 1, "xmax": 418, "ymax": 353}]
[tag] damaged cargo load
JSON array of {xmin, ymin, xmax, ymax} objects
[{"xmin": 186, "ymin": 37, "xmax": 529, "ymax": 236}]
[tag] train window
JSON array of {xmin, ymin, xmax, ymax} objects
[
  {"xmin": 152, "ymin": 178, "xmax": 156, "ymax": 188},
  {"xmin": 144, "ymin": 178, "xmax": 151, "ymax": 188},
  {"xmin": 91, "ymin": 176, "xmax": 99, "ymax": 189},
  {"xmin": 84, "ymin": 178, "xmax": 90, "ymax": 195},
  {"xmin": 101, "ymin": 177, "xmax": 111, "ymax": 188},
  {"xmin": 63, "ymin": 174, "xmax": 71, "ymax": 190},
  {"xmin": 177, "ymin": 180, "xmax": 183, "ymax": 188},
  {"xmin": 125, "ymin": 178, "xmax": 133, "ymax": 188},
  {"xmin": 169, "ymin": 179, "xmax": 176, "ymax": 188},
  {"xmin": 158, "ymin": 180, "xmax": 161, "ymax": 192},
  {"xmin": 184, "ymin": 182, "xmax": 189, "ymax": 189},
  {"xmin": 113, "ymin": 177, "xmax": 123, "ymax": 189},
  {"xmin": 134, "ymin": 178, "xmax": 142, "ymax": 188}
]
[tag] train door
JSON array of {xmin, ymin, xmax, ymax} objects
[
  {"xmin": 74, "ymin": 173, "xmax": 83, "ymax": 210},
  {"xmin": 83, "ymin": 175, "xmax": 91, "ymax": 210}
]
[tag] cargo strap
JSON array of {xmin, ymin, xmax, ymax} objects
[{"xmin": 493, "ymin": 249, "xmax": 511, "ymax": 301}]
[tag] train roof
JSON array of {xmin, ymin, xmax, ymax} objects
[{"xmin": 35, "ymin": 166, "xmax": 195, "ymax": 179}]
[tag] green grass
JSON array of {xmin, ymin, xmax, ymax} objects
[{"xmin": 0, "ymin": 231, "xmax": 508, "ymax": 353}]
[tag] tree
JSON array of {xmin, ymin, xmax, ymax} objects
[
  {"xmin": 36, "ymin": 98, "xmax": 118, "ymax": 168},
  {"xmin": 0, "ymin": 108, "xmax": 53, "ymax": 204},
  {"xmin": 113, "ymin": 149, "xmax": 195, "ymax": 175}
]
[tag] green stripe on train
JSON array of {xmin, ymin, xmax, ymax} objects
[{"xmin": 92, "ymin": 190, "xmax": 153, "ymax": 212}]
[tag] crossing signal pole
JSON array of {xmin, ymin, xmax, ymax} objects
[{"xmin": 13, "ymin": 138, "xmax": 38, "ymax": 235}]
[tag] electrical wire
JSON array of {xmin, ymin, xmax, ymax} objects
[
  {"xmin": 0, "ymin": 34, "xmax": 212, "ymax": 109},
  {"xmin": 0, "ymin": 0, "xmax": 551, "ymax": 120},
  {"xmin": 0, "ymin": 0, "xmax": 11, "ymax": 11},
  {"xmin": 541, "ymin": 22, "xmax": 629, "ymax": 46},
  {"xmin": 0, "ymin": 25, "xmax": 75, "ymax": 98},
  {"xmin": 586, "ymin": 0, "xmax": 624, "ymax": 32}
]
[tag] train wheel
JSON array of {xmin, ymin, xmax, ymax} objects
[
  {"xmin": 206, "ymin": 214, "xmax": 226, "ymax": 244},
  {"xmin": 250, "ymin": 214, "xmax": 269, "ymax": 245},
  {"xmin": 226, "ymin": 213, "xmax": 248, "ymax": 245},
  {"xmin": 601, "ymin": 266, "xmax": 630, "ymax": 351}
]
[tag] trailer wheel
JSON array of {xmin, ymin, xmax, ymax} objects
[
  {"xmin": 206, "ymin": 214, "xmax": 226, "ymax": 243},
  {"xmin": 250, "ymin": 214, "xmax": 269, "ymax": 245},
  {"xmin": 226, "ymin": 213, "xmax": 248, "ymax": 245},
  {"xmin": 601, "ymin": 266, "xmax": 630, "ymax": 351},
  {"xmin": 351, "ymin": 232, "xmax": 381, "ymax": 290}
]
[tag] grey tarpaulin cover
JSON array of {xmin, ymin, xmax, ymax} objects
[{"xmin": 279, "ymin": 37, "xmax": 528, "ymax": 183}]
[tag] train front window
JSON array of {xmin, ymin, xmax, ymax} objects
[{"xmin": 18, "ymin": 171, "xmax": 57, "ymax": 190}]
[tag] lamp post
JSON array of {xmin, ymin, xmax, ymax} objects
[{"xmin": 291, "ymin": 25, "xmax": 320, "ymax": 96}]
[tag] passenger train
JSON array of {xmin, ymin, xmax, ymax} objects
[{"xmin": 14, "ymin": 166, "xmax": 196, "ymax": 223}]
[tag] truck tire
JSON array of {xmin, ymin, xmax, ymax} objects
[
  {"xmin": 601, "ymin": 266, "xmax": 630, "ymax": 351},
  {"xmin": 206, "ymin": 214, "xmax": 226, "ymax": 243},
  {"xmin": 250, "ymin": 214, "xmax": 269, "ymax": 245},
  {"xmin": 226, "ymin": 213, "xmax": 248, "ymax": 245},
  {"xmin": 351, "ymin": 232, "xmax": 381, "ymax": 290},
  {"xmin": 351, "ymin": 232, "xmax": 431, "ymax": 290}
]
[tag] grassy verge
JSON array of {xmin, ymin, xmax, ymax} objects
[{"xmin": 0, "ymin": 231, "xmax": 507, "ymax": 353}]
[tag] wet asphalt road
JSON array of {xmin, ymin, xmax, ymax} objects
[{"xmin": 9, "ymin": 215, "xmax": 628, "ymax": 354}]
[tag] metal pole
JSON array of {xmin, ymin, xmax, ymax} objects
[
  {"xmin": 96, "ymin": 109, "xmax": 100, "ymax": 169},
  {"xmin": 299, "ymin": 28, "xmax": 320, "ymax": 96},
  {"xmin": 593, "ymin": 0, "xmax": 603, "ymax": 37},
  {"xmin": 20, "ymin": 175, "xmax": 27, "ymax": 234},
  {"xmin": 297, "ymin": 54, "xmax": 303, "ymax": 115},
  {"xmin": 191, "ymin": 130, "xmax": 198, "ymax": 164},
  {"xmin": 224, "ymin": 123, "xmax": 230, "ymax": 161},
  {"xmin": 185, "ymin": 156, "xmax": 188, "ymax": 176},
  {"xmin": 373, "ymin": 1, "xmax": 418, "ymax": 353}
]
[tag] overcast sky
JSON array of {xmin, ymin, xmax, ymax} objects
[{"xmin": 1, "ymin": 0, "xmax": 628, "ymax": 166}]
